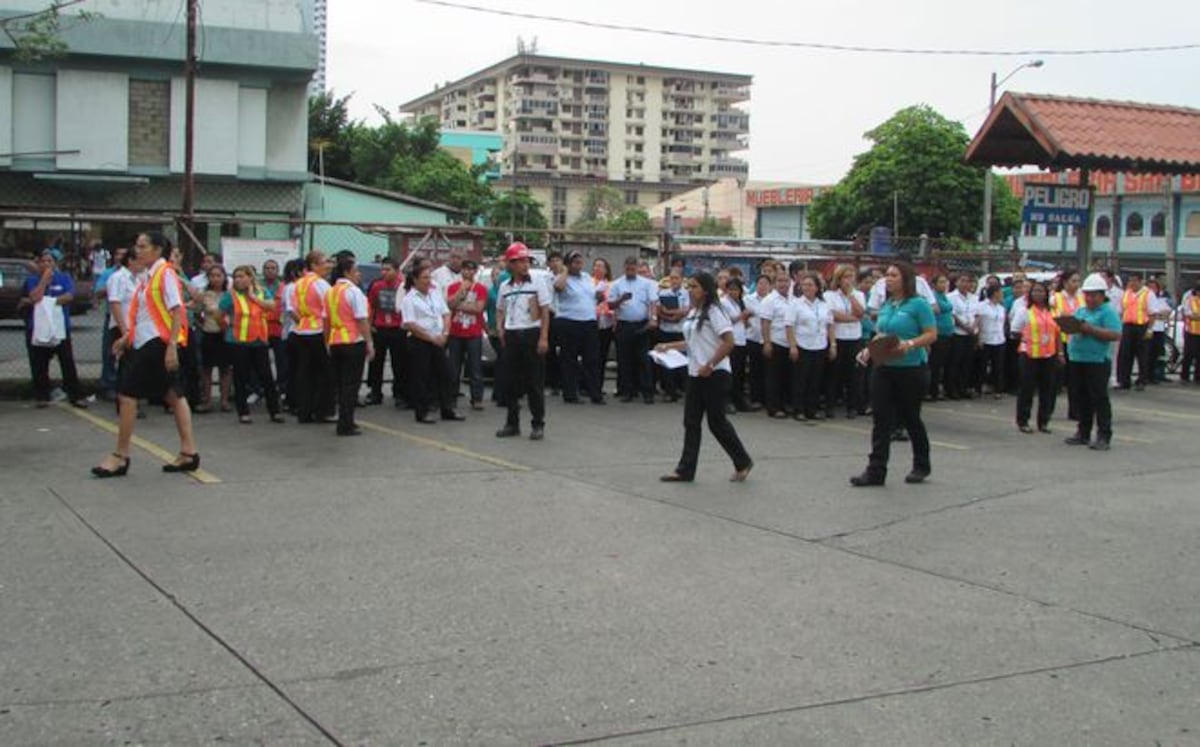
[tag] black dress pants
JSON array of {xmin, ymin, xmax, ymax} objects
[
  {"xmin": 1072, "ymin": 361, "xmax": 1113, "ymax": 442},
  {"xmin": 980, "ymin": 343, "xmax": 1006, "ymax": 394},
  {"xmin": 367, "ymin": 326, "xmax": 406, "ymax": 402},
  {"xmin": 675, "ymin": 371, "xmax": 752, "ymax": 480},
  {"xmin": 28, "ymin": 337, "xmax": 82, "ymax": 402},
  {"xmin": 655, "ymin": 330, "xmax": 686, "ymax": 398},
  {"xmin": 1016, "ymin": 355, "xmax": 1058, "ymax": 428},
  {"xmin": 614, "ymin": 321, "xmax": 653, "ymax": 399},
  {"xmin": 557, "ymin": 318, "xmax": 603, "ymax": 402},
  {"xmin": 504, "ymin": 328, "xmax": 546, "ymax": 428},
  {"xmin": 1181, "ymin": 333, "xmax": 1200, "ymax": 381},
  {"xmin": 729, "ymin": 345, "xmax": 749, "ymax": 409},
  {"xmin": 946, "ymin": 335, "xmax": 976, "ymax": 397},
  {"xmin": 928, "ymin": 336, "xmax": 951, "ymax": 398},
  {"xmin": 292, "ymin": 333, "xmax": 333, "ymax": 422},
  {"xmin": 867, "ymin": 365, "xmax": 931, "ymax": 479},
  {"xmin": 329, "ymin": 341, "xmax": 366, "ymax": 432},
  {"xmin": 747, "ymin": 340, "xmax": 766, "ymax": 405},
  {"xmin": 231, "ymin": 345, "xmax": 281, "ymax": 417},
  {"xmin": 1117, "ymin": 323, "xmax": 1150, "ymax": 387},
  {"xmin": 407, "ymin": 337, "xmax": 455, "ymax": 419},
  {"xmin": 828, "ymin": 338, "xmax": 862, "ymax": 412},
  {"xmin": 764, "ymin": 346, "xmax": 792, "ymax": 415},
  {"xmin": 791, "ymin": 348, "xmax": 826, "ymax": 417}
]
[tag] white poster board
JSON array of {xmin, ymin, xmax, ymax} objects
[{"xmin": 220, "ymin": 238, "xmax": 300, "ymax": 275}]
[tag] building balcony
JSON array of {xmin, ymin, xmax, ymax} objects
[
  {"xmin": 711, "ymin": 84, "xmax": 751, "ymax": 102},
  {"xmin": 708, "ymin": 158, "xmax": 749, "ymax": 176},
  {"xmin": 509, "ymin": 70, "xmax": 558, "ymax": 85},
  {"xmin": 714, "ymin": 114, "xmax": 750, "ymax": 133},
  {"xmin": 663, "ymin": 150, "xmax": 695, "ymax": 164}
]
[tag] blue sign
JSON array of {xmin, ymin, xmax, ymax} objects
[{"xmin": 1022, "ymin": 185, "xmax": 1091, "ymax": 226}]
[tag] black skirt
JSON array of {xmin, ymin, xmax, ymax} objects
[
  {"xmin": 201, "ymin": 330, "xmax": 230, "ymax": 370},
  {"xmin": 118, "ymin": 339, "xmax": 184, "ymax": 401}
]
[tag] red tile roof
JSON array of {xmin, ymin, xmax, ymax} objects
[{"xmin": 966, "ymin": 93, "xmax": 1200, "ymax": 173}]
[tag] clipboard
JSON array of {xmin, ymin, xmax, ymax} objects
[
  {"xmin": 867, "ymin": 334, "xmax": 904, "ymax": 364},
  {"xmin": 1055, "ymin": 315, "xmax": 1083, "ymax": 334}
]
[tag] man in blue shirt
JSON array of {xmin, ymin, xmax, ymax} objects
[
  {"xmin": 607, "ymin": 256, "xmax": 659, "ymax": 404},
  {"xmin": 19, "ymin": 249, "xmax": 87, "ymax": 408},
  {"xmin": 1065, "ymin": 273, "xmax": 1123, "ymax": 451}
]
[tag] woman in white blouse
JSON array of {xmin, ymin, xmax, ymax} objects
[
  {"xmin": 743, "ymin": 275, "xmax": 771, "ymax": 410},
  {"xmin": 787, "ymin": 273, "xmax": 836, "ymax": 422},
  {"xmin": 656, "ymin": 271, "xmax": 753, "ymax": 483},
  {"xmin": 720, "ymin": 278, "xmax": 753, "ymax": 412},
  {"xmin": 975, "ymin": 284, "xmax": 1008, "ymax": 398}
]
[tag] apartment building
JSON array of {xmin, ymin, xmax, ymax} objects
[
  {"xmin": 400, "ymin": 54, "xmax": 751, "ymax": 227},
  {"xmin": 0, "ymin": 0, "xmax": 318, "ymax": 250}
]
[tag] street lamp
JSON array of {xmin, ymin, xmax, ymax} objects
[{"xmin": 982, "ymin": 59, "xmax": 1044, "ymax": 247}]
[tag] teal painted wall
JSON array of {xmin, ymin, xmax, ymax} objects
[{"xmin": 304, "ymin": 183, "xmax": 451, "ymax": 261}]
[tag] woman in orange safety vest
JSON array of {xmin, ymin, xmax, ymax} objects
[
  {"xmin": 92, "ymin": 231, "xmax": 200, "ymax": 477},
  {"xmin": 219, "ymin": 265, "xmax": 285, "ymax": 425},
  {"xmin": 1012, "ymin": 281, "xmax": 1064, "ymax": 434},
  {"xmin": 325, "ymin": 255, "xmax": 374, "ymax": 436}
]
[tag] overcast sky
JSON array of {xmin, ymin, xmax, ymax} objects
[{"xmin": 327, "ymin": 0, "xmax": 1200, "ymax": 185}]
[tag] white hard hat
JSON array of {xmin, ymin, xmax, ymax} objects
[{"xmin": 1081, "ymin": 273, "xmax": 1108, "ymax": 293}]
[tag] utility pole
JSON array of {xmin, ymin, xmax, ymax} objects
[
  {"xmin": 983, "ymin": 60, "xmax": 1044, "ymax": 248},
  {"xmin": 1165, "ymin": 177, "xmax": 1178, "ymax": 299},
  {"xmin": 181, "ymin": 0, "xmax": 198, "ymax": 269}
]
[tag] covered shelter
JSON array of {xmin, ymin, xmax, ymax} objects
[{"xmin": 966, "ymin": 92, "xmax": 1200, "ymax": 289}]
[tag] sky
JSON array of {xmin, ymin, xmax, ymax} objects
[{"xmin": 326, "ymin": 0, "xmax": 1200, "ymax": 185}]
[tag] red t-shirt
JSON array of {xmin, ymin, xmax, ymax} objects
[
  {"xmin": 446, "ymin": 281, "xmax": 487, "ymax": 339},
  {"xmin": 367, "ymin": 277, "xmax": 403, "ymax": 329}
]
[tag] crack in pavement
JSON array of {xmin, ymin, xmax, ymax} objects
[
  {"xmin": 543, "ymin": 643, "xmax": 1199, "ymax": 746},
  {"xmin": 815, "ymin": 485, "xmax": 1036, "ymax": 541}
]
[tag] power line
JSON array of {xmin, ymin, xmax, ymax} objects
[{"xmin": 415, "ymin": 0, "xmax": 1200, "ymax": 57}]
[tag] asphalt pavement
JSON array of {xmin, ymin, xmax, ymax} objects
[{"xmin": 2, "ymin": 382, "xmax": 1199, "ymax": 746}]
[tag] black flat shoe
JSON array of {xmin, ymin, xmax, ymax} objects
[
  {"xmin": 495, "ymin": 425, "xmax": 520, "ymax": 438},
  {"xmin": 1037, "ymin": 425, "xmax": 1052, "ymax": 434},
  {"xmin": 1018, "ymin": 424, "xmax": 1034, "ymax": 434},
  {"xmin": 336, "ymin": 426, "xmax": 362, "ymax": 437},
  {"xmin": 270, "ymin": 414, "xmax": 286, "ymax": 424},
  {"xmin": 660, "ymin": 472, "xmax": 693, "ymax": 482},
  {"xmin": 441, "ymin": 411, "xmax": 467, "ymax": 421},
  {"xmin": 849, "ymin": 471, "xmax": 885, "ymax": 487},
  {"xmin": 905, "ymin": 469, "xmax": 930, "ymax": 484},
  {"xmin": 415, "ymin": 415, "xmax": 437, "ymax": 425},
  {"xmin": 163, "ymin": 453, "xmax": 200, "ymax": 473},
  {"xmin": 730, "ymin": 462, "xmax": 754, "ymax": 483},
  {"xmin": 92, "ymin": 453, "xmax": 130, "ymax": 478},
  {"xmin": 529, "ymin": 427, "xmax": 545, "ymax": 441}
]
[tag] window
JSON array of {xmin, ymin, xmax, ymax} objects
[
  {"xmin": 1126, "ymin": 212, "xmax": 1144, "ymax": 237},
  {"xmin": 1023, "ymin": 222, "xmax": 1037, "ymax": 237},
  {"xmin": 1150, "ymin": 212, "xmax": 1166, "ymax": 237},
  {"xmin": 1045, "ymin": 224, "xmax": 1059, "ymax": 238},
  {"xmin": 659, "ymin": 191, "xmax": 674, "ymax": 203},
  {"xmin": 1096, "ymin": 216, "xmax": 1112, "ymax": 237},
  {"xmin": 552, "ymin": 208, "xmax": 567, "ymax": 229},
  {"xmin": 1187, "ymin": 211, "xmax": 1200, "ymax": 238},
  {"xmin": 552, "ymin": 186, "xmax": 567, "ymax": 204},
  {"xmin": 625, "ymin": 190, "xmax": 639, "ymax": 206}
]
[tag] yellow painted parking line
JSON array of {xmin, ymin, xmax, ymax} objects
[
  {"xmin": 358, "ymin": 419, "xmax": 532, "ymax": 472},
  {"xmin": 818, "ymin": 420, "xmax": 971, "ymax": 451},
  {"xmin": 924, "ymin": 405, "xmax": 1156, "ymax": 445},
  {"xmin": 61, "ymin": 405, "xmax": 222, "ymax": 484}
]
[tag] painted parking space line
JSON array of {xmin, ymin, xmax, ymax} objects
[
  {"xmin": 358, "ymin": 419, "xmax": 532, "ymax": 472},
  {"xmin": 924, "ymin": 405, "xmax": 1156, "ymax": 445},
  {"xmin": 818, "ymin": 420, "xmax": 971, "ymax": 451},
  {"xmin": 61, "ymin": 405, "xmax": 222, "ymax": 484},
  {"xmin": 1111, "ymin": 404, "xmax": 1200, "ymax": 422}
]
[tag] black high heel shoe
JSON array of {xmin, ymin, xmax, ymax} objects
[
  {"xmin": 92, "ymin": 453, "xmax": 130, "ymax": 478},
  {"xmin": 162, "ymin": 453, "xmax": 200, "ymax": 473}
]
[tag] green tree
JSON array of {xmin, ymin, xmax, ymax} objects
[
  {"xmin": 308, "ymin": 90, "xmax": 356, "ymax": 180},
  {"xmin": 1, "ymin": 1, "xmax": 99, "ymax": 62},
  {"xmin": 693, "ymin": 216, "xmax": 735, "ymax": 237},
  {"xmin": 484, "ymin": 190, "xmax": 548, "ymax": 250},
  {"xmin": 808, "ymin": 105, "xmax": 1020, "ymax": 243},
  {"xmin": 572, "ymin": 186, "xmax": 654, "ymax": 239}
]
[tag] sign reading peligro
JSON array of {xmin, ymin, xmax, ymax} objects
[{"xmin": 1021, "ymin": 185, "xmax": 1092, "ymax": 226}]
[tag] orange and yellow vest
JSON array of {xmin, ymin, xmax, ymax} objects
[
  {"xmin": 230, "ymin": 290, "xmax": 269, "ymax": 344},
  {"xmin": 262, "ymin": 279, "xmax": 284, "ymax": 339},
  {"xmin": 1052, "ymin": 290, "xmax": 1082, "ymax": 342},
  {"xmin": 1020, "ymin": 306, "xmax": 1060, "ymax": 359},
  {"xmin": 128, "ymin": 260, "xmax": 188, "ymax": 345},
  {"xmin": 293, "ymin": 272, "xmax": 326, "ymax": 333},
  {"xmin": 1122, "ymin": 288, "xmax": 1149, "ymax": 325},
  {"xmin": 1188, "ymin": 295, "xmax": 1200, "ymax": 335},
  {"xmin": 326, "ymin": 280, "xmax": 365, "ymax": 346}
]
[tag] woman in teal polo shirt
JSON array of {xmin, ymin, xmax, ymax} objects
[
  {"xmin": 928, "ymin": 273, "xmax": 955, "ymax": 401},
  {"xmin": 851, "ymin": 262, "xmax": 937, "ymax": 487},
  {"xmin": 1064, "ymin": 273, "xmax": 1123, "ymax": 451}
]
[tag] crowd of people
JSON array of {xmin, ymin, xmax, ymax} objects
[{"xmin": 15, "ymin": 235, "xmax": 1197, "ymax": 482}]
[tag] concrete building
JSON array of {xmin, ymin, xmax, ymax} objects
[
  {"xmin": 400, "ymin": 54, "xmax": 751, "ymax": 228},
  {"xmin": 0, "ymin": 0, "xmax": 318, "ymax": 253},
  {"xmin": 1006, "ymin": 172, "xmax": 1200, "ymax": 263},
  {"xmin": 650, "ymin": 179, "xmax": 830, "ymax": 240},
  {"xmin": 439, "ymin": 130, "xmax": 504, "ymax": 183},
  {"xmin": 308, "ymin": 0, "xmax": 328, "ymax": 94}
]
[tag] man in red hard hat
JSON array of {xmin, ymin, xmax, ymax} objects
[{"xmin": 495, "ymin": 243, "xmax": 552, "ymax": 440}]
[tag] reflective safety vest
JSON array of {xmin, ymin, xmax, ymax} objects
[
  {"xmin": 293, "ymin": 272, "xmax": 326, "ymax": 333},
  {"xmin": 1189, "ymin": 295, "xmax": 1200, "ymax": 335},
  {"xmin": 1020, "ymin": 306, "xmax": 1060, "ymax": 358},
  {"xmin": 230, "ymin": 290, "xmax": 268, "ymax": 344},
  {"xmin": 1052, "ymin": 291, "xmax": 1082, "ymax": 342},
  {"xmin": 326, "ymin": 280, "xmax": 364, "ymax": 345},
  {"xmin": 128, "ymin": 260, "xmax": 188, "ymax": 345},
  {"xmin": 1122, "ymin": 288, "xmax": 1149, "ymax": 325},
  {"xmin": 262, "ymin": 279, "xmax": 283, "ymax": 339}
]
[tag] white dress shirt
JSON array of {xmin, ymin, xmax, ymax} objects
[
  {"xmin": 743, "ymin": 292, "xmax": 767, "ymax": 344},
  {"xmin": 658, "ymin": 286, "xmax": 690, "ymax": 334},
  {"xmin": 789, "ymin": 295, "xmax": 833, "ymax": 351},
  {"xmin": 759, "ymin": 290, "xmax": 791, "ymax": 346},
  {"xmin": 868, "ymin": 275, "xmax": 937, "ymax": 311},
  {"xmin": 400, "ymin": 288, "xmax": 449, "ymax": 336},
  {"xmin": 105, "ymin": 266, "xmax": 135, "ymax": 331},
  {"xmin": 824, "ymin": 288, "xmax": 864, "ymax": 341},
  {"xmin": 721, "ymin": 296, "xmax": 747, "ymax": 346},
  {"xmin": 430, "ymin": 265, "xmax": 461, "ymax": 297},
  {"xmin": 976, "ymin": 300, "xmax": 1007, "ymax": 345},
  {"xmin": 948, "ymin": 290, "xmax": 978, "ymax": 336},
  {"xmin": 499, "ymin": 276, "xmax": 553, "ymax": 331},
  {"xmin": 682, "ymin": 305, "xmax": 733, "ymax": 376}
]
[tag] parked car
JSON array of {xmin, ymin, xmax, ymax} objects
[{"xmin": 0, "ymin": 258, "xmax": 94, "ymax": 319}]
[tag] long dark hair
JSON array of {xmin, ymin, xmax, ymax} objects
[
  {"xmin": 283, "ymin": 258, "xmax": 304, "ymax": 283},
  {"xmin": 726, "ymin": 277, "xmax": 745, "ymax": 311},
  {"xmin": 331, "ymin": 255, "xmax": 356, "ymax": 283},
  {"xmin": 1028, "ymin": 281, "xmax": 1051, "ymax": 310},
  {"xmin": 692, "ymin": 271, "xmax": 720, "ymax": 332},
  {"xmin": 890, "ymin": 262, "xmax": 918, "ymax": 300}
]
